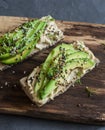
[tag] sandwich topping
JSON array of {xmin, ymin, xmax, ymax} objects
[
  {"xmin": 0, "ymin": 16, "xmax": 63, "ymax": 65},
  {"xmin": 25, "ymin": 41, "xmax": 99, "ymax": 106}
]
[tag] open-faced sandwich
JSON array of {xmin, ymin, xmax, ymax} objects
[
  {"xmin": 20, "ymin": 41, "xmax": 100, "ymax": 107},
  {"xmin": 0, "ymin": 15, "xmax": 63, "ymax": 70}
]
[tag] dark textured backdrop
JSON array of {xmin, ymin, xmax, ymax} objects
[
  {"xmin": 0, "ymin": 0, "xmax": 105, "ymax": 130},
  {"xmin": 0, "ymin": 0, "xmax": 105, "ymax": 24}
]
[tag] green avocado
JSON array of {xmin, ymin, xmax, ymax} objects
[
  {"xmin": 1, "ymin": 22, "xmax": 47, "ymax": 64},
  {"xmin": 38, "ymin": 50, "xmax": 89, "ymax": 94},
  {"xmin": 34, "ymin": 43, "xmax": 95, "ymax": 99},
  {"xmin": 1, "ymin": 37, "xmax": 39, "ymax": 64},
  {"xmin": 0, "ymin": 20, "xmax": 40, "ymax": 60},
  {"xmin": 39, "ymin": 58, "xmax": 95, "ymax": 99},
  {"xmin": 42, "ymin": 43, "xmax": 76, "ymax": 71},
  {"xmin": 34, "ymin": 43, "xmax": 78, "ymax": 93}
]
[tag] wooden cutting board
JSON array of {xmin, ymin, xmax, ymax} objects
[{"xmin": 0, "ymin": 16, "xmax": 105, "ymax": 125}]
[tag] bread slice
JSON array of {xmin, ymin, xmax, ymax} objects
[
  {"xmin": 0, "ymin": 15, "xmax": 63, "ymax": 71},
  {"xmin": 20, "ymin": 41, "xmax": 100, "ymax": 107}
]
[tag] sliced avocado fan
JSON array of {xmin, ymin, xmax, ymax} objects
[
  {"xmin": 32, "ymin": 42, "xmax": 99, "ymax": 100},
  {"xmin": 0, "ymin": 16, "xmax": 56, "ymax": 65}
]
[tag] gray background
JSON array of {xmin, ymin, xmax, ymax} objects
[{"xmin": 0, "ymin": 0, "xmax": 105, "ymax": 130}]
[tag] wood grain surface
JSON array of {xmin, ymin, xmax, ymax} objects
[{"xmin": 0, "ymin": 16, "xmax": 105, "ymax": 125}]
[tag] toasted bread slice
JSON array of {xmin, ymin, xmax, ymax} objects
[
  {"xmin": 0, "ymin": 16, "xmax": 63, "ymax": 70},
  {"xmin": 20, "ymin": 41, "xmax": 100, "ymax": 107}
]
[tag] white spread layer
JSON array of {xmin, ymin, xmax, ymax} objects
[
  {"xmin": 36, "ymin": 18, "xmax": 63, "ymax": 50},
  {"xmin": 25, "ymin": 41, "xmax": 100, "ymax": 106}
]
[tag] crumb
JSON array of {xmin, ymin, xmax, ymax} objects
[
  {"xmin": 23, "ymin": 71, "xmax": 26, "ymax": 74},
  {"xmin": 85, "ymin": 86, "xmax": 95, "ymax": 97},
  {"xmin": 14, "ymin": 84, "xmax": 17, "ymax": 87},
  {"xmin": 5, "ymin": 82, "xmax": 8, "ymax": 86},
  {"xmin": 12, "ymin": 70, "xmax": 15, "ymax": 74},
  {"xmin": 0, "ymin": 86, "xmax": 3, "ymax": 89},
  {"xmin": 77, "ymin": 104, "xmax": 82, "ymax": 107}
]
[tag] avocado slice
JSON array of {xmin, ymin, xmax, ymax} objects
[
  {"xmin": 1, "ymin": 37, "xmax": 39, "ymax": 64},
  {"xmin": 38, "ymin": 50, "xmax": 90, "ymax": 93},
  {"xmin": 39, "ymin": 58, "xmax": 95, "ymax": 99},
  {"xmin": 34, "ymin": 43, "xmax": 78, "ymax": 93},
  {"xmin": 1, "ymin": 22, "xmax": 47, "ymax": 64},
  {"xmin": 42, "ymin": 43, "xmax": 76, "ymax": 71},
  {"xmin": 39, "ymin": 79, "xmax": 56, "ymax": 99},
  {"xmin": 0, "ymin": 19, "xmax": 38, "ymax": 47},
  {"xmin": 0, "ymin": 20, "xmax": 40, "ymax": 60}
]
